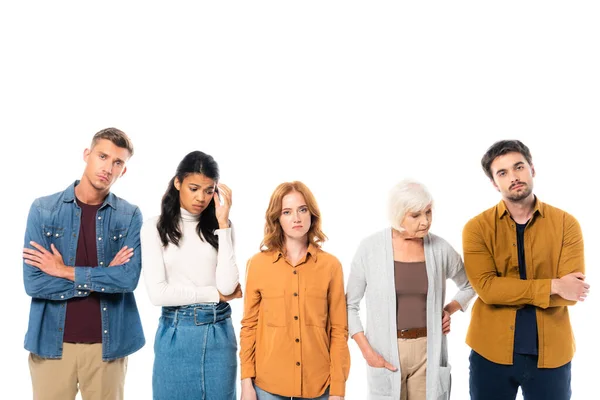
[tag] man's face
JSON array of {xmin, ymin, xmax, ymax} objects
[
  {"xmin": 82, "ymin": 139, "xmax": 130, "ymax": 192},
  {"xmin": 489, "ymin": 151, "xmax": 535, "ymax": 202}
]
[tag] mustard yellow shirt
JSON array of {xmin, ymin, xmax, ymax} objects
[
  {"xmin": 462, "ymin": 198, "xmax": 584, "ymax": 368},
  {"xmin": 240, "ymin": 245, "xmax": 350, "ymax": 397}
]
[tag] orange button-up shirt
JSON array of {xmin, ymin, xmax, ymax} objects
[
  {"xmin": 240, "ymin": 245, "xmax": 350, "ymax": 397},
  {"xmin": 462, "ymin": 198, "xmax": 584, "ymax": 368}
]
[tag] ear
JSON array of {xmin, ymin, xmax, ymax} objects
[
  {"xmin": 531, "ymin": 164, "xmax": 536, "ymax": 177},
  {"xmin": 174, "ymin": 177, "xmax": 181, "ymax": 191},
  {"xmin": 83, "ymin": 148, "xmax": 91, "ymax": 162},
  {"xmin": 120, "ymin": 166, "xmax": 127, "ymax": 178}
]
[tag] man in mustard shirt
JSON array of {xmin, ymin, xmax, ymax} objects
[{"xmin": 462, "ymin": 140, "xmax": 589, "ymax": 400}]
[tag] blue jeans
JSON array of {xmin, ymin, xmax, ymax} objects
[
  {"xmin": 152, "ymin": 302, "xmax": 237, "ymax": 400},
  {"xmin": 254, "ymin": 383, "xmax": 329, "ymax": 400},
  {"xmin": 469, "ymin": 350, "xmax": 571, "ymax": 400}
]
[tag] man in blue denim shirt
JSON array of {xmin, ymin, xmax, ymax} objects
[{"xmin": 22, "ymin": 128, "xmax": 145, "ymax": 400}]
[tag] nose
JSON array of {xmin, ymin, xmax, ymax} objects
[
  {"xmin": 196, "ymin": 192, "xmax": 209, "ymax": 204},
  {"xmin": 509, "ymin": 169, "xmax": 520, "ymax": 182},
  {"xmin": 101, "ymin": 162, "xmax": 113, "ymax": 175}
]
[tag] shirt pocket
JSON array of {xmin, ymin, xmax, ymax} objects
[
  {"xmin": 367, "ymin": 365, "xmax": 394, "ymax": 396},
  {"xmin": 41, "ymin": 225, "xmax": 65, "ymax": 247},
  {"xmin": 437, "ymin": 365, "xmax": 451, "ymax": 395},
  {"xmin": 304, "ymin": 287, "xmax": 328, "ymax": 328},
  {"xmin": 262, "ymin": 289, "xmax": 286, "ymax": 327},
  {"xmin": 108, "ymin": 227, "xmax": 128, "ymax": 254}
]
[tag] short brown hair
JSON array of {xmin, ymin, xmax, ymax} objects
[
  {"xmin": 260, "ymin": 181, "xmax": 327, "ymax": 253},
  {"xmin": 91, "ymin": 127, "xmax": 134, "ymax": 156},
  {"xmin": 481, "ymin": 140, "xmax": 532, "ymax": 180}
]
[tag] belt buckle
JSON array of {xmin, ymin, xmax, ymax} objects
[{"xmin": 193, "ymin": 306, "xmax": 204, "ymax": 326}]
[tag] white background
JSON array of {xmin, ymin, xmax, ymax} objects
[{"xmin": 1, "ymin": 1, "xmax": 598, "ymax": 399}]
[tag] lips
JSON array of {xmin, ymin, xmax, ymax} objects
[
  {"xmin": 97, "ymin": 175, "xmax": 109, "ymax": 182},
  {"xmin": 511, "ymin": 183, "xmax": 525, "ymax": 190},
  {"xmin": 292, "ymin": 226, "xmax": 303, "ymax": 230}
]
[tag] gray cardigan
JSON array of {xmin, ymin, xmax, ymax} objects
[{"xmin": 346, "ymin": 228, "xmax": 476, "ymax": 400}]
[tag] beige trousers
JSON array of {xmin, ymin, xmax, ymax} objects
[
  {"xmin": 29, "ymin": 343, "xmax": 127, "ymax": 400},
  {"xmin": 397, "ymin": 337, "xmax": 427, "ymax": 400}
]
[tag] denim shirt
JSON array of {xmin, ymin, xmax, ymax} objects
[{"xmin": 23, "ymin": 181, "xmax": 145, "ymax": 361}]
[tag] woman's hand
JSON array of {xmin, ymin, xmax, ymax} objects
[
  {"xmin": 241, "ymin": 378, "xmax": 257, "ymax": 400},
  {"xmin": 363, "ymin": 348, "xmax": 397, "ymax": 371},
  {"xmin": 442, "ymin": 310, "xmax": 451, "ymax": 335},
  {"xmin": 353, "ymin": 332, "xmax": 398, "ymax": 371},
  {"xmin": 219, "ymin": 283, "xmax": 243, "ymax": 302},
  {"xmin": 214, "ymin": 183, "xmax": 232, "ymax": 229}
]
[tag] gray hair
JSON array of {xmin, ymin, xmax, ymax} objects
[{"xmin": 388, "ymin": 179, "xmax": 433, "ymax": 232}]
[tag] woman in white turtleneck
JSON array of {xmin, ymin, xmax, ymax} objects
[{"xmin": 141, "ymin": 151, "xmax": 241, "ymax": 400}]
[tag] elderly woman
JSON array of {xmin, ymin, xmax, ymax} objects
[{"xmin": 346, "ymin": 179, "xmax": 476, "ymax": 400}]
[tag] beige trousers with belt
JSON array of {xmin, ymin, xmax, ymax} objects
[
  {"xmin": 29, "ymin": 343, "xmax": 127, "ymax": 400},
  {"xmin": 397, "ymin": 337, "xmax": 427, "ymax": 400}
]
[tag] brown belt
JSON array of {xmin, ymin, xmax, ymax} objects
[{"xmin": 397, "ymin": 327, "xmax": 427, "ymax": 339}]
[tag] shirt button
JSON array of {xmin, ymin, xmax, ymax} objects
[
  {"xmin": 55, "ymin": 233, "xmax": 59, "ymax": 237},
  {"xmin": 83, "ymin": 284, "xmax": 87, "ymax": 288},
  {"xmin": 60, "ymin": 295, "xmax": 65, "ymax": 299},
  {"xmin": 512, "ymin": 243, "xmax": 516, "ymax": 247},
  {"xmin": 293, "ymin": 270, "xmax": 297, "ymax": 275},
  {"xmin": 104, "ymin": 330, "xmax": 108, "ymax": 334},
  {"xmin": 295, "ymin": 338, "xmax": 300, "ymax": 343},
  {"xmin": 296, "ymin": 362, "xmax": 301, "ymax": 366},
  {"xmin": 101, "ymin": 288, "xmax": 105, "ymax": 292},
  {"xmin": 294, "ymin": 316, "xmax": 298, "ymax": 320},
  {"xmin": 510, "ymin": 325, "xmax": 514, "ymax": 330},
  {"xmin": 99, "ymin": 262, "xmax": 104, "ymax": 266},
  {"xmin": 113, "ymin": 236, "xmax": 117, "ymax": 240},
  {"xmin": 78, "ymin": 291, "xmax": 82, "ymax": 295},
  {"xmin": 58, "ymin": 328, "xmax": 62, "ymax": 332},
  {"xmin": 46, "ymin": 232, "xmax": 51, "ymax": 237},
  {"xmin": 293, "ymin": 292, "xmax": 298, "ymax": 297},
  {"xmin": 73, "ymin": 233, "xmax": 76, "ymax": 238},
  {"xmin": 98, "ymin": 216, "xmax": 102, "ymax": 220},
  {"xmin": 98, "ymin": 237, "xmax": 102, "ymax": 241},
  {"xmin": 103, "ymin": 308, "xmax": 107, "ymax": 311}
]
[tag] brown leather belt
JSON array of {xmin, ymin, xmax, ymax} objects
[{"xmin": 397, "ymin": 327, "xmax": 427, "ymax": 339}]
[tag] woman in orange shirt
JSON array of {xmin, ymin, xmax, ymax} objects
[{"xmin": 240, "ymin": 181, "xmax": 350, "ymax": 400}]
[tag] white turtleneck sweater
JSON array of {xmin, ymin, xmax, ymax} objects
[{"xmin": 141, "ymin": 208, "xmax": 239, "ymax": 306}]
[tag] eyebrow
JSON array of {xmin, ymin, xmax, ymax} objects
[
  {"xmin": 188, "ymin": 183, "xmax": 214, "ymax": 189},
  {"xmin": 282, "ymin": 204, "xmax": 308, "ymax": 210},
  {"xmin": 495, "ymin": 161, "xmax": 525, "ymax": 176},
  {"xmin": 97, "ymin": 151, "xmax": 125, "ymax": 165}
]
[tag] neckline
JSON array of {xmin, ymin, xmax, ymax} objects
[{"xmin": 180, "ymin": 207, "xmax": 200, "ymax": 222}]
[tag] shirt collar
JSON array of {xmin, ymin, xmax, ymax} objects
[
  {"xmin": 497, "ymin": 196, "xmax": 544, "ymax": 219},
  {"xmin": 63, "ymin": 180, "xmax": 116, "ymax": 210},
  {"xmin": 272, "ymin": 243, "xmax": 319, "ymax": 263}
]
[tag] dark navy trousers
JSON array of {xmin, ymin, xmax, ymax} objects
[{"xmin": 469, "ymin": 350, "xmax": 571, "ymax": 400}]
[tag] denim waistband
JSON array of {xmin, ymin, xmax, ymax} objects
[{"xmin": 161, "ymin": 302, "xmax": 231, "ymax": 325}]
